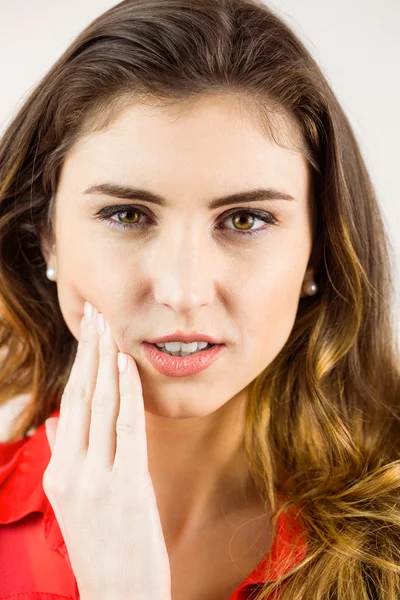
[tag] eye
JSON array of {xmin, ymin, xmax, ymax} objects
[
  {"xmin": 94, "ymin": 204, "xmax": 279, "ymax": 237},
  {"xmin": 220, "ymin": 209, "xmax": 278, "ymax": 236}
]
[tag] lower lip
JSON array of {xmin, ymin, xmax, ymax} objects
[{"xmin": 141, "ymin": 342, "xmax": 227, "ymax": 377}]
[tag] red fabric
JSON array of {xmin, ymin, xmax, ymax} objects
[{"xmin": 0, "ymin": 408, "xmax": 308, "ymax": 599}]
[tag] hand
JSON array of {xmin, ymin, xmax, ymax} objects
[{"xmin": 42, "ymin": 301, "xmax": 171, "ymax": 600}]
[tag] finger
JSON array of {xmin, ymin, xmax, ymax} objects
[
  {"xmin": 86, "ymin": 312, "xmax": 120, "ymax": 470},
  {"xmin": 48, "ymin": 315, "xmax": 85, "ymax": 460},
  {"xmin": 51, "ymin": 303, "xmax": 99, "ymax": 462},
  {"xmin": 113, "ymin": 353, "xmax": 148, "ymax": 476}
]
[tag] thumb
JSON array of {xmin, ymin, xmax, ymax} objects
[{"xmin": 44, "ymin": 417, "xmax": 59, "ymax": 453}]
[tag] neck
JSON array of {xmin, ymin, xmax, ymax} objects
[{"xmin": 145, "ymin": 389, "xmax": 264, "ymax": 547}]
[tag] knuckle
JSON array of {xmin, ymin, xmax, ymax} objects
[
  {"xmin": 43, "ymin": 468, "xmax": 71, "ymax": 497},
  {"xmin": 91, "ymin": 390, "xmax": 109, "ymax": 413},
  {"xmin": 115, "ymin": 418, "xmax": 135, "ymax": 435},
  {"xmin": 76, "ymin": 383, "xmax": 89, "ymax": 402},
  {"xmin": 61, "ymin": 383, "xmax": 89, "ymax": 408}
]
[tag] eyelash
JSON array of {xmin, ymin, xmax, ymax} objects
[{"xmin": 94, "ymin": 204, "xmax": 279, "ymax": 237}]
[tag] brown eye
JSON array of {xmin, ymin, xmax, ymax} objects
[
  {"xmin": 231, "ymin": 213, "xmax": 256, "ymax": 231},
  {"xmin": 114, "ymin": 209, "xmax": 142, "ymax": 225},
  {"xmin": 221, "ymin": 209, "xmax": 277, "ymax": 236}
]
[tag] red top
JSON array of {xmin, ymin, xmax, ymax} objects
[{"xmin": 0, "ymin": 407, "xmax": 308, "ymax": 600}]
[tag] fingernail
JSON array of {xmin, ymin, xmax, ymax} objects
[
  {"xmin": 118, "ymin": 352, "xmax": 128, "ymax": 373},
  {"xmin": 97, "ymin": 312, "xmax": 105, "ymax": 334},
  {"xmin": 84, "ymin": 301, "xmax": 94, "ymax": 322}
]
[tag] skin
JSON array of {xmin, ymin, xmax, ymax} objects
[{"xmin": 41, "ymin": 93, "xmax": 315, "ymax": 555}]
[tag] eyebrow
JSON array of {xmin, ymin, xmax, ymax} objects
[{"xmin": 82, "ymin": 182, "xmax": 295, "ymax": 209}]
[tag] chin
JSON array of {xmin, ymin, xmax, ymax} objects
[{"xmin": 141, "ymin": 389, "xmax": 222, "ymax": 420}]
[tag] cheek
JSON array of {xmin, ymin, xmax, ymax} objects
[
  {"xmin": 54, "ymin": 243, "xmax": 139, "ymax": 340},
  {"xmin": 239, "ymin": 259, "xmax": 305, "ymax": 370}
]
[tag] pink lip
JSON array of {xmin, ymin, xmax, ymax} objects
[
  {"xmin": 141, "ymin": 342, "xmax": 226, "ymax": 377},
  {"xmin": 145, "ymin": 330, "xmax": 223, "ymax": 344}
]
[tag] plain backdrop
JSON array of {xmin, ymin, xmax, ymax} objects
[{"xmin": 0, "ymin": 0, "xmax": 399, "ymax": 339}]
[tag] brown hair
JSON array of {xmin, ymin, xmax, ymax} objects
[{"xmin": 1, "ymin": 0, "xmax": 399, "ymax": 597}]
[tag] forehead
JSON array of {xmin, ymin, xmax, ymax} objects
[
  {"xmin": 71, "ymin": 93, "xmax": 306, "ymax": 158},
  {"xmin": 61, "ymin": 94, "xmax": 310, "ymax": 200}
]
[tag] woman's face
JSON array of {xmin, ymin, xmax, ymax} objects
[{"xmin": 43, "ymin": 95, "xmax": 314, "ymax": 418}]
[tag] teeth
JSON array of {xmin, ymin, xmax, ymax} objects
[
  {"xmin": 156, "ymin": 341, "xmax": 209, "ymax": 352},
  {"xmin": 154, "ymin": 341, "xmax": 211, "ymax": 356}
]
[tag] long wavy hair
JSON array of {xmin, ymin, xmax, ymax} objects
[{"xmin": 1, "ymin": 0, "xmax": 399, "ymax": 597}]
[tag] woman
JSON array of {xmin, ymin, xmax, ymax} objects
[{"xmin": 0, "ymin": 0, "xmax": 399, "ymax": 598}]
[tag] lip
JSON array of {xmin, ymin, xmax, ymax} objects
[
  {"xmin": 141, "ymin": 341, "xmax": 227, "ymax": 377},
  {"xmin": 145, "ymin": 330, "xmax": 223, "ymax": 344}
]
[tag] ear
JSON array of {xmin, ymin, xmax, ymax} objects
[
  {"xmin": 304, "ymin": 265, "xmax": 315, "ymax": 280},
  {"xmin": 303, "ymin": 234, "xmax": 322, "ymax": 286},
  {"xmin": 39, "ymin": 225, "xmax": 56, "ymax": 268}
]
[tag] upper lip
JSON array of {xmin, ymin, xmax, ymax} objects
[{"xmin": 145, "ymin": 331, "xmax": 224, "ymax": 345}]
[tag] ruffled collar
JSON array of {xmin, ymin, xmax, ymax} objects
[{"xmin": 0, "ymin": 408, "xmax": 307, "ymax": 590}]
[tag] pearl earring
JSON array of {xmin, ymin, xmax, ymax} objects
[
  {"xmin": 302, "ymin": 280, "xmax": 318, "ymax": 296},
  {"xmin": 46, "ymin": 244, "xmax": 57, "ymax": 281},
  {"xmin": 46, "ymin": 266, "xmax": 57, "ymax": 281}
]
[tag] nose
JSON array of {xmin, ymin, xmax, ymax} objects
[{"xmin": 150, "ymin": 225, "xmax": 216, "ymax": 314}]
